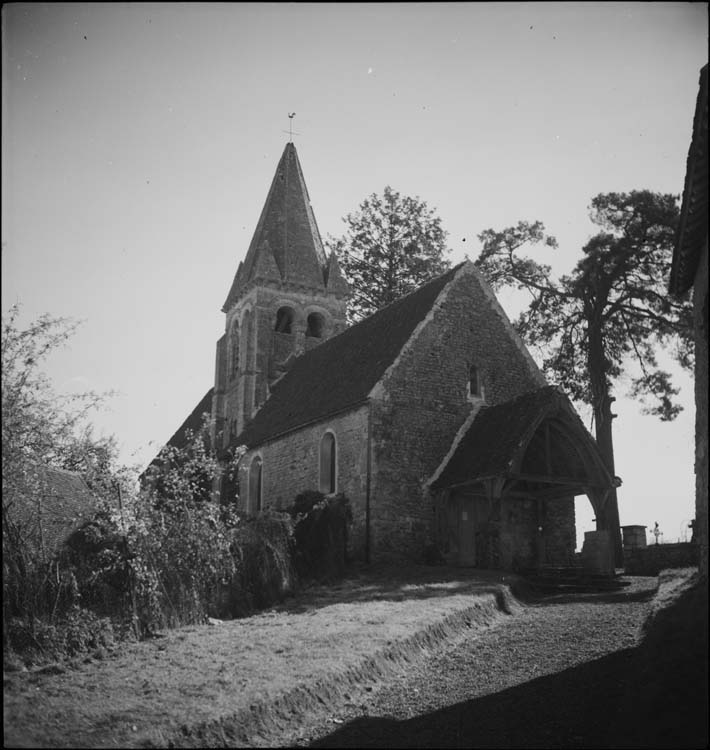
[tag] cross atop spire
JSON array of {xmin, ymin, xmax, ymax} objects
[{"xmin": 283, "ymin": 112, "xmax": 299, "ymax": 143}]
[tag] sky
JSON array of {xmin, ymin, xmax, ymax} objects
[{"xmin": 2, "ymin": 2, "xmax": 707, "ymax": 548}]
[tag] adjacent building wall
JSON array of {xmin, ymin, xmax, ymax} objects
[{"xmin": 693, "ymin": 238, "xmax": 708, "ymax": 574}]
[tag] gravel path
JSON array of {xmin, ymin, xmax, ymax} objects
[{"xmin": 286, "ymin": 580, "xmax": 658, "ymax": 749}]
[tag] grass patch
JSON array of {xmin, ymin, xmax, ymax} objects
[{"xmin": 3, "ymin": 566, "xmax": 519, "ymax": 748}]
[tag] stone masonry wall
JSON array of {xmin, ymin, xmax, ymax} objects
[
  {"xmin": 370, "ymin": 265, "xmax": 547, "ymax": 562},
  {"xmin": 238, "ymin": 405, "xmax": 370, "ymax": 558},
  {"xmin": 624, "ymin": 542, "xmax": 700, "ymax": 576},
  {"xmin": 498, "ymin": 497, "xmax": 538, "ymax": 571},
  {"xmin": 496, "ymin": 496, "xmax": 575, "ymax": 570},
  {"xmin": 541, "ymin": 496, "xmax": 577, "ymax": 565}
]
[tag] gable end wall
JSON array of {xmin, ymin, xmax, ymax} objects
[{"xmin": 369, "ymin": 265, "xmax": 547, "ymax": 562}]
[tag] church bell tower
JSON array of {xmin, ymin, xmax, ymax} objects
[{"xmin": 212, "ymin": 142, "xmax": 349, "ymax": 449}]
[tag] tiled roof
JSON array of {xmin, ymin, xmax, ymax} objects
[
  {"xmin": 7, "ymin": 466, "xmax": 99, "ymax": 561},
  {"xmin": 430, "ymin": 386, "xmax": 612, "ymax": 491},
  {"xmin": 670, "ymin": 64, "xmax": 708, "ymax": 295},
  {"xmin": 236, "ymin": 263, "xmax": 463, "ymax": 447},
  {"xmin": 223, "ymin": 143, "xmax": 330, "ymax": 310},
  {"xmin": 432, "ymin": 386, "xmax": 561, "ymax": 489}
]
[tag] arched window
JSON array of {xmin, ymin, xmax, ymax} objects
[
  {"xmin": 275, "ymin": 306, "xmax": 295, "ymax": 334},
  {"xmin": 469, "ymin": 364, "xmax": 482, "ymax": 398},
  {"xmin": 249, "ymin": 456, "xmax": 263, "ymax": 513},
  {"xmin": 306, "ymin": 312, "xmax": 325, "ymax": 339},
  {"xmin": 319, "ymin": 432, "xmax": 337, "ymax": 494},
  {"xmin": 230, "ymin": 322, "xmax": 240, "ymax": 378}
]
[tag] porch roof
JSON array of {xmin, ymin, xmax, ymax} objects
[{"xmin": 430, "ymin": 386, "xmax": 615, "ymax": 495}]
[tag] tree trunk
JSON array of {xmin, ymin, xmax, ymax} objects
[{"xmin": 588, "ymin": 329, "xmax": 623, "ymax": 567}]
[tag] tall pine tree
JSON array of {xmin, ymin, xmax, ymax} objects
[{"xmin": 475, "ymin": 190, "xmax": 693, "ymax": 564}]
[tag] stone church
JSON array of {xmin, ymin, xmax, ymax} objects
[{"xmin": 160, "ymin": 142, "xmax": 618, "ymax": 569}]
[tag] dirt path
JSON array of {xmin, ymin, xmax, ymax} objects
[
  {"xmin": 3, "ymin": 568, "xmax": 660, "ymax": 749},
  {"xmin": 291, "ymin": 586, "xmax": 655, "ymax": 748}
]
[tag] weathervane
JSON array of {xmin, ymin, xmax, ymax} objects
[{"xmin": 282, "ymin": 112, "xmax": 300, "ymax": 142}]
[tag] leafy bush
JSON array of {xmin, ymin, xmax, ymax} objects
[
  {"xmin": 4, "ymin": 388, "xmax": 350, "ymax": 667},
  {"xmin": 4, "ymin": 487, "xmax": 353, "ymax": 666},
  {"xmin": 225, "ymin": 511, "xmax": 297, "ymax": 615},
  {"xmin": 288, "ymin": 491, "xmax": 352, "ymax": 583}
]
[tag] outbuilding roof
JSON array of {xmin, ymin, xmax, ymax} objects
[{"xmin": 6, "ymin": 465, "xmax": 100, "ymax": 561}]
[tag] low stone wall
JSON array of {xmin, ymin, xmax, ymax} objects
[{"xmin": 623, "ymin": 542, "xmax": 699, "ymax": 576}]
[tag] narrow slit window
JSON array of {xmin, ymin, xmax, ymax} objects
[
  {"xmin": 469, "ymin": 365, "xmax": 481, "ymax": 397},
  {"xmin": 230, "ymin": 324, "xmax": 240, "ymax": 378},
  {"xmin": 319, "ymin": 432, "xmax": 337, "ymax": 494},
  {"xmin": 249, "ymin": 456, "xmax": 263, "ymax": 513}
]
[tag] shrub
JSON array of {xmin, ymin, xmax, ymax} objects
[
  {"xmin": 104, "ymin": 495, "xmax": 297, "ymax": 630},
  {"xmin": 4, "ymin": 443, "xmax": 350, "ymax": 667},
  {"xmin": 288, "ymin": 491, "xmax": 352, "ymax": 583},
  {"xmin": 5, "ymin": 607, "xmax": 116, "ymax": 666},
  {"xmin": 227, "ymin": 511, "xmax": 297, "ymax": 614}
]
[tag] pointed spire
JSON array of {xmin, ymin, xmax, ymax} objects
[
  {"xmin": 325, "ymin": 251, "xmax": 350, "ymax": 297},
  {"xmin": 224, "ymin": 143, "xmax": 328, "ymax": 310}
]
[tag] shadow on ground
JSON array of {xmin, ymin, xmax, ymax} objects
[
  {"xmin": 310, "ymin": 645, "xmax": 706, "ymax": 749},
  {"xmin": 614, "ymin": 572, "xmax": 708, "ymax": 749},
  {"xmin": 309, "ymin": 573, "xmax": 708, "ymax": 750},
  {"xmin": 310, "ymin": 648, "xmax": 638, "ymax": 749}
]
